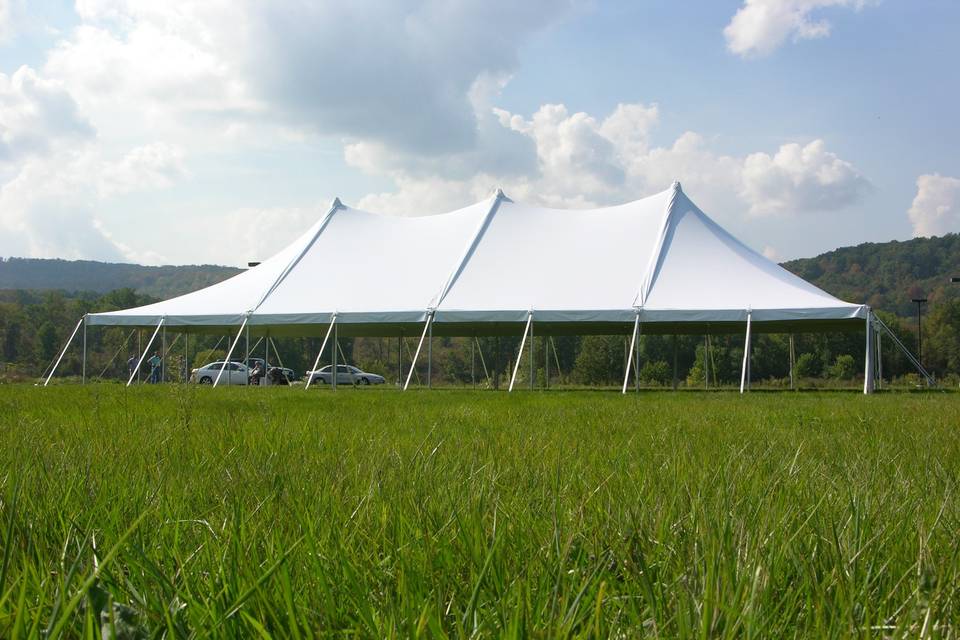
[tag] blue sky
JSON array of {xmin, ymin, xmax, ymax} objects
[{"xmin": 0, "ymin": 0, "xmax": 958, "ymax": 267}]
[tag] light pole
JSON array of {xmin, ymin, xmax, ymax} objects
[{"xmin": 911, "ymin": 297, "xmax": 927, "ymax": 366}]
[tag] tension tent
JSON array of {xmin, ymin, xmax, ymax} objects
[{"xmin": 70, "ymin": 181, "xmax": 909, "ymax": 393}]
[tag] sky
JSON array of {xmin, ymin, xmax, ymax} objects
[{"xmin": 0, "ymin": 0, "xmax": 958, "ymax": 267}]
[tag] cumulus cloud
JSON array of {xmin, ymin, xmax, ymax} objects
[
  {"xmin": 724, "ymin": 0, "xmax": 876, "ymax": 57},
  {"xmin": 98, "ymin": 142, "xmax": 187, "ymax": 198},
  {"xmin": 740, "ymin": 139, "xmax": 871, "ymax": 215},
  {"xmin": 0, "ymin": 0, "xmax": 12, "ymax": 43},
  {"xmin": 349, "ymin": 101, "xmax": 869, "ymax": 223},
  {"xmin": 908, "ymin": 174, "xmax": 960, "ymax": 238},
  {"xmin": 0, "ymin": 66, "xmax": 95, "ymax": 163}
]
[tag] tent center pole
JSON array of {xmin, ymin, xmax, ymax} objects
[{"xmin": 740, "ymin": 312, "xmax": 752, "ymax": 394}]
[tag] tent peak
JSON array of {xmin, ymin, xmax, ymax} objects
[
  {"xmin": 492, "ymin": 187, "xmax": 512, "ymax": 202},
  {"xmin": 330, "ymin": 197, "xmax": 345, "ymax": 211},
  {"xmin": 671, "ymin": 180, "xmax": 682, "ymax": 193}
]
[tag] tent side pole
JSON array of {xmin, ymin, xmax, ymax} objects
[
  {"xmin": 863, "ymin": 310, "xmax": 875, "ymax": 394},
  {"xmin": 404, "ymin": 313, "xmax": 433, "ymax": 391},
  {"xmin": 740, "ymin": 312, "xmax": 752, "ymax": 394},
  {"xmin": 551, "ymin": 336, "xmax": 561, "ymax": 386},
  {"xmin": 82, "ymin": 317, "xmax": 88, "ymax": 384},
  {"xmin": 332, "ymin": 323, "xmax": 338, "ymax": 391},
  {"xmin": 509, "ymin": 312, "xmax": 533, "ymax": 393},
  {"xmin": 876, "ymin": 330, "xmax": 882, "ymax": 390},
  {"xmin": 304, "ymin": 315, "xmax": 337, "ymax": 390},
  {"xmin": 137, "ymin": 330, "xmax": 142, "ymax": 384},
  {"xmin": 184, "ymin": 332, "xmax": 189, "ymax": 383},
  {"xmin": 471, "ymin": 334, "xmax": 476, "ymax": 389},
  {"xmin": 44, "ymin": 316, "xmax": 85, "ymax": 387},
  {"xmin": 214, "ymin": 317, "xmax": 248, "ymax": 387},
  {"xmin": 398, "ymin": 332, "xmax": 402, "ymax": 387},
  {"xmin": 427, "ymin": 318, "xmax": 433, "ymax": 389},
  {"xmin": 622, "ymin": 314, "xmax": 640, "ymax": 394},
  {"xmin": 126, "ymin": 318, "xmax": 164, "ymax": 387},
  {"xmin": 529, "ymin": 318, "xmax": 534, "ymax": 391},
  {"xmin": 476, "ymin": 336, "xmax": 490, "ymax": 386},
  {"xmin": 244, "ymin": 324, "xmax": 250, "ymax": 386}
]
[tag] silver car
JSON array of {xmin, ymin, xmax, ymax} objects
[
  {"xmin": 308, "ymin": 365, "xmax": 386, "ymax": 386},
  {"xmin": 191, "ymin": 361, "xmax": 250, "ymax": 385}
]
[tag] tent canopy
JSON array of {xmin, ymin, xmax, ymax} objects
[{"xmin": 88, "ymin": 182, "xmax": 866, "ymax": 336}]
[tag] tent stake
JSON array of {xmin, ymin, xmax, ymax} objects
[
  {"xmin": 44, "ymin": 316, "xmax": 85, "ymax": 387},
  {"xmin": 863, "ymin": 309, "xmax": 875, "ymax": 394},
  {"xmin": 305, "ymin": 314, "xmax": 337, "ymax": 390},
  {"xmin": 622, "ymin": 313, "xmax": 640, "ymax": 394},
  {"xmin": 509, "ymin": 312, "xmax": 533, "ymax": 393},
  {"xmin": 214, "ymin": 316, "xmax": 248, "ymax": 387},
  {"xmin": 404, "ymin": 312, "xmax": 433, "ymax": 391},
  {"xmin": 740, "ymin": 312, "xmax": 752, "ymax": 394},
  {"xmin": 127, "ymin": 318, "xmax": 165, "ymax": 387}
]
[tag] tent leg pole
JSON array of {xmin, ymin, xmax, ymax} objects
[
  {"xmin": 82, "ymin": 317, "xmax": 87, "ymax": 385},
  {"xmin": 427, "ymin": 320, "xmax": 432, "ymax": 389},
  {"xmin": 876, "ymin": 331, "xmax": 883, "ymax": 390},
  {"xmin": 161, "ymin": 325, "xmax": 166, "ymax": 383},
  {"xmin": 127, "ymin": 318, "xmax": 165, "ymax": 387},
  {"xmin": 184, "ymin": 333, "xmax": 188, "ymax": 384},
  {"xmin": 44, "ymin": 316, "xmax": 85, "ymax": 387},
  {"xmin": 864, "ymin": 310, "xmax": 875, "ymax": 394},
  {"xmin": 495, "ymin": 336, "xmax": 500, "ymax": 391},
  {"xmin": 789, "ymin": 334, "xmax": 796, "ymax": 390},
  {"xmin": 245, "ymin": 325, "xmax": 250, "ymax": 386},
  {"xmin": 509, "ymin": 312, "xmax": 533, "ymax": 393},
  {"xmin": 622, "ymin": 314, "xmax": 640, "ymax": 394},
  {"xmin": 471, "ymin": 334, "xmax": 476, "ymax": 389},
  {"xmin": 214, "ymin": 317, "xmax": 248, "ymax": 387},
  {"xmin": 305, "ymin": 315, "xmax": 337, "ymax": 390},
  {"xmin": 404, "ymin": 314, "xmax": 433, "ymax": 391},
  {"xmin": 137, "ymin": 330, "xmax": 142, "ymax": 384},
  {"xmin": 529, "ymin": 319, "xmax": 534, "ymax": 391},
  {"xmin": 332, "ymin": 323, "xmax": 338, "ymax": 391},
  {"xmin": 398, "ymin": 332, "xmax": 403, "ymax": 387},
  {"xmin": 740, "ymin": 312, "xmax": 752, "ymax": 394}
]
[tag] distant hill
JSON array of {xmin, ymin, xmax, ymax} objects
[
  {"xmin": 782, "ymin": 234, "xmax": 960, "ymax": 317},
  {"xmin": 0, "ymin": 257, "xmax": 242, "ymax": 299}
]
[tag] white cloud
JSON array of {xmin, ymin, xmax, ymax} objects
[
  {"xmin": 740, "ymin": 139, "xmax": 871, "ymax": 215},
  {"xmin": 0, "ymin": 65, "xmax": 94, "ymax": 163},
  {"xmin": 0, "ymin": 0, "xmax": 12, "ymax": 43},
  {"xmin": 349, "ymin": 101, "xmax": 870, "ymax": 224},
  {"xmin": 908, "ymin": 174, "xmax": 960, "ymax": 238},
  {"xmin": 98, "ymin": 142, "xmax": 187, "ymax": 198},
  {"xmin": 724, "ymin": 0, "xmax": 875, "ymax": 57}
]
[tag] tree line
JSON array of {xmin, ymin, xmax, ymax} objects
[{"xmin": 2, "ymin": 287, "xmax": 957, "ymax": 388}]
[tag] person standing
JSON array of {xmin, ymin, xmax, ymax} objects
[
  {"xmin": 127, "ymin": 354, "xmax": 138, "ymax": 379},
  {"xmin": 148, "ymin": 351, "xmax": 162, "ymax": 384}
]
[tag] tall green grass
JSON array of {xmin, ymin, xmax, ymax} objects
[{"xmin": 0, "ymin": 385, "xmax": 958, "ymax": 637}]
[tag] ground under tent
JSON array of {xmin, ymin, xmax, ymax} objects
[{"xmin": 46, "ymin": 182, "xmax": 932, "ymax": 393}]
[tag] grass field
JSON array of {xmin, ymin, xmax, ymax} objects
[{"xmin": 0, "ymin": 385, "xmax": 958, "ymax": 638}]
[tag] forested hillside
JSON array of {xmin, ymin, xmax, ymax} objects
[
  {"xmin": 0, "ymin": 258, "xmax": 242, "ymax": 299},
  {"xmin": 783, "ymin": 234, "xmax": 960, "ymax": 316}
]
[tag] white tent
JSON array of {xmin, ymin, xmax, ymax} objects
[{"xmin": 65, "ymin": 182, "xmax": 906, "ymax": 392}]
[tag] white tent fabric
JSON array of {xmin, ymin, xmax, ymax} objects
[{"xmin": 88, "ymin": 182, "xmax": 866, "ymax": 332}]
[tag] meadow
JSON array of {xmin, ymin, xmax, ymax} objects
[{"xmin": 0, "ymin": 385, "xmax": 958, "ymax": 638}]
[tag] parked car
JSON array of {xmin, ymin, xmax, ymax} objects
[
  {"xmin": 245, "ymin": 358, "xmax": 296, "ymax": 382},
  {"xmin": 307, "ymin": 365, "xmax": 386, "ymax": 386},
  {"xmin": 191, "ymin": 361, "xmax": 250, "ymax": 385}
]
